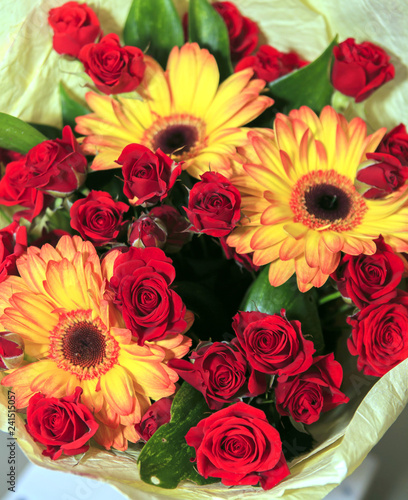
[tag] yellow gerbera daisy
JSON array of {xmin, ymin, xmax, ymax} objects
[
  {"xmin": 76, "ymin": 42, "xmax": 273, "ymax": 178},
  {"xmin": 0, "ymin": 236, "xmax": 191, "ymax": 450},
  {"xmin": 227, "ymin": 106, "xmax": 408, "ymax": 291}
]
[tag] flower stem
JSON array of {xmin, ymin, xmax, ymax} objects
[{"xmin": 318, "ymin": 291, "xmax": 342, "ymax": 306}]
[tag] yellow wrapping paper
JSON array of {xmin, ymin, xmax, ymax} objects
[{"xmin": 1, "ymin": 1, "xmax": 408, "ymax": 498}]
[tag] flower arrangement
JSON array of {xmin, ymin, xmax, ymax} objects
[{"xmin": 0, "ymin": 1, "xmax": 408, "ymax": 499}]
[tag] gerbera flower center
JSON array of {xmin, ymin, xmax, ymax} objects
[
  {"xmin": 142, "ymin": 114, "xmax": 206, "ymax": 161},
  {"xmin": 49, "ymin": 309, "xmax": 120, "ymax": 380},
  {"xmin": 290, "ymin": 170, "xmax": 367, "ymax": 231}
]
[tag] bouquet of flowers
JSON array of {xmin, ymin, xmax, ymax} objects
[{"xmin": 1, "ymin": 1, "xmax": 408, "ymax": 499}]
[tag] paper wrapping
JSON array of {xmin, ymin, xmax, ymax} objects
[
  {"xmin": 1, "ymin": 353, "xmax": 408, "ymax": 500},
  {"xmin": 0, "ymin": 0, "xmax": 407, "ymax": 130}
]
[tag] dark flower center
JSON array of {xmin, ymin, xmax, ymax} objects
[
  {"xmin": 304, "ymin": 184, "xmax": 351, "ymax": 222},
  {"xmin": 153, "ymin": 124, "xmax": 198, "ymax": 155},
  {"xmin": 62, "ymin": 321, "xmax": 106, "ymax": 368}
]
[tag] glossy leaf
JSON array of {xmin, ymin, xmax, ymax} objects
[{"xmin": 0, "ymin": 113, "xmax": 47, "ymax": 154}]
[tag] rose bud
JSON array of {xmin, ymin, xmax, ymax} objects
[
  {"xmin": 26, "ymin": 387, "xmax": 99, "ymax": 460},
  {"xmin": 128, "ymin": 214, "xmax": 167, "ymax": 249},
  {"xmin": 275, "ymin": 354, "xmax": 349, "ymax": 425},
  {"xmin": 0, "ymin": 222, "xmax": 27, "ymax": 283},
  {"xmin": 377, "ymin": 124, "xmax": 408, "ymax": 166},
  {"xmin": 232, "ymin": 310, "xmax": 315, "ymax": 377},
  {"xmin": 48, "ymin": 1, "xmax": 102, "ymax": 58},
  {"xmin": 184, "ymin": 171, "xmax": 241, "ymax": 237},
  {"xmin": 169, "ymin": 341, "xmax": 265, "ymax": 410},
  {"xmin": 24, "ymin": 126, "xmax": 87, "ymax": 197},
  {"xmin": 70, "ymin": 190, "xmax": 129, "ymax": 246},
  {"xmin": 0, "ymin": 332, "xmax": 24, "ymax": 371},
  {"xmin": 79, "ymin": 34, "xmax": 145, "ymax": 95},
  {"xmin": 356, "ymin": 152, "xmax": 408, "ymax": 199},
  {"xmin": 149, "ymin": 206, "xmax": 190, "ymax": 253},
  {"xmin": 116, "ymin": 144, "xmax": 182, "ymax": 206},
  {"xmin": 235, "ymin": 45, "xmax": 308, "ymax": 82},
  {"xmin": 185, "ymin": 402, "xmax": 290, "ymax": 490},
  {"xmin": 331, "ymin": 38, "xmax": 395, "ymax": 103},
  {"xmin": 135, "ymin": 398, "xmax": 172, "ymax": 442},
  {"xmin": 348, "ymin": 292, "xmax": 408, "ymax": 377},
  {"xmin": 220, "ymin": 236, "xmax": 259, "ymax": 272},
  {"xmin": 331, "ymin": 236, "xmax": 404, "ymax": 309},
  {"xmin": 0, "ymin": 158, "xmax": 45, "ymax": 222}
]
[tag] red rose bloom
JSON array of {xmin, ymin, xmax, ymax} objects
[
  {"xmin": 110, "ymin": 247, "xmax": 187, "ymax": 345},
  {"xmin": 356, "ymin": 152, "xmax": 408, "ymax": 199},
  {"xmin": 213, "ymin": 2, "xmax": 259, "ymax": 61},
  {"xmin": 128, "ymin": 214, "xmax": 167, "ymax": 249},
  {"xmin": 0, "ymin": 332, "xmax": 24, "ymax": 371},
  {"xmin": 377, "ymin": 124, "xmax": 408, "ymax": 166},
  {"xmin": 331, "ymin": 38, "xmax": 395, "ymax": 103},
  {"xmin": 0, "ymin": 158, "xmax": 45, "ymax": 222},
  {"xmin": 232, "ymin": 310, "xmax": 315, "ymax": 377},
  {"xmin": 235, "ymin": 45, "xmax": 308, "ymax": 82},
  {"xmin": 26, "ymin": 387, "xmax": 99, "ymax": 460},
  {"xmin": 275, "ymin": 354, "xmax": 349, "ymax": 425},
  {"xmin": 48, "ymin": 1, "xmax": 102, "ymax": 58},
  {"xmin": 149, "ymin": 206, "xmax": 190, "ymax": 253},
  {"xmin": 79, "ymin": 33, "xmax": 145, "ymax": 94},
  {"xmin": 116, "ymin": 144, "xmax": 182, "ymax": 206},
  {"xmin": 185, "ymin": 402, "xmax": 290, "ymax": 490},
  {"xmin": 135, "ymin": 397, "xmax": 172, "ymax": 442},
  {"xmin": 184, "ymin": 172, "xmax": 241, "ymax": 237},
  {"xmin": 169, "ymin": 341, "xmax": 265, "ymax": 410},
  {"xmin": 0, "ymin": 222, "xmax": 27, "ymax": 283},
  {"xmin": 70, "ymin": 190, "xmax": 129, "ymax": 246},
  {"xmin": 220, "ymin": 236, "xmax": 259, "ymax": 272},
  {"xmin": 348, "ymin": 292, "xmax": 408, "ymax": 377},
  {"xmin": 332, "ymin": 236, "xmax": 404, "ymax": 309},
  {"xmin": 0, "ymin": 148, "xmax": 24, "ymax": 166},
  {"xmin": 25, "ymin": 126, "xmax": 87, "ymax": 196}
]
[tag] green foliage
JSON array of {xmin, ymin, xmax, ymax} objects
[
  {"xmin": 59, "ymin": 83, "xmax": 90, "ymax": 130},
  {"xmin": 0, "ymin": 113, "xmax": 47, "ymax": 153}
]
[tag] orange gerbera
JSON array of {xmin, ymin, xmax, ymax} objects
[
  {"xmin": 228, "ymin": 106, "xmax": 408, "ymax": 291},
  {"xmin": 76, "ymin": 42, "xmax": 273, "ymax": 178},
  {"xmin": 0, "ymin": 236, "xmax": 191, "ymax": 450}
]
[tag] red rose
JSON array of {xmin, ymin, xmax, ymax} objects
[
  {"xmin": 185, "ymin": 402, "xmax": 290, "ymax": 490},
  {"xmin": 0, "ymin": 222, "xmax": 27, "ymax": 282},
  {"xmin": 232, "ymin": 310, "xmax": 315, "ymax": 377},
  {"xmin": 275, "ymin": 354, "xmax": 349, "ymax": 425},
  {"xmin": 184, "ymin": 172, "xmax": 241, "ymax": 237},
  {"xmin": 70, "ymin": 190, "xmax": 129, "ymax": 246},
  {"xmin": 0, "ymin": 332, "xmax": 24, "ymax": 371},
  {"xmin": 213, "ymin": 2, "xmax": 259, "ymax": 61},
  {"xmin": 25, "ymin": 126, "xmax": 87, "ymax": 196},
  {"xmin": 128, "ymin": 214, "xmax": 167, "ymax": 249},
  {"xmin": 110, "ymin": 247, "xmax": 187, "ymax": 345},
  {"xmin": 0, "ymin": 148, "xmax": 24, "ymax": 166},
  {"xmin": 149, "ymin": 206, "xmax": 190, "ymax": 253},
  {"xmin": 79, "ymin": 33, "xmax": 145, "ymax": 95},
  {"xmin": 26, "ymin": 387, "xmax": 99, "ymax": 460},
  {"xmin": 169, "ymin": 341, "xmax": 265, "ymax": 410},
  {"xmin": 220, "ymin": 236, "xmax": 259, "ymax": 272},
  {"xmin": 356, "ymin": 152, "xmax": 408, "ymax": 199},
  {"xmin": 116, "ymin": 144, "xmax": 182, "ymax": 206},
  {"xmin": 235, "ymin": 45, "xmax": 308, "ymax": 82},
  {"xmin": 331, "ymin": 236, "xmax": 404, "ymax": 309},
  {"xmin": 377, "ymin": 124, "xmax": 408, "ymax": 166},
  {"xmin": 331, "ymin": 38, "xmax": 395, "ymax": 103},
  {"xmin": 0, "ymin": 159, "xmax": 45, "ymax": 222},
  {"xmin": 348, "ymin": 292, "xmax": 408, "ymax": 377},
  {"xmin": 48, "ymin": 1, "xmax": 102, "ymax": 58},
  {"xmin": 135, "ymin": 397, "xmax": 172, "ymax": 441}
]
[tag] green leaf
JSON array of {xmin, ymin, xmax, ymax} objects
[
  {"xmin": 59, "ymin": 83, "xmax": 90, "ymax": 130},
  {"xmin": 123, "ymin": 0, "xmax": 184, "ymax": 68},
  {"xmin": 240, "ymin": 268, "xmax": 324, "ymax": 354},
  {"xmin": 188, "ymin": 0, "xmax": 233, "ymax": 81},
  {"xmin": 28, "ymin": 123, "xmax": 62, "ymax": 140},
  {"xmin": 0, "ymin": 113, "xmax": 47, "ymax": 154},
  {"xmin": 138, "ymin": 382, "xmax": 218, "ymax": 488},
  {"xmin": 268, "ymin": 37, "xmax": 338, "ymax": 114}
]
